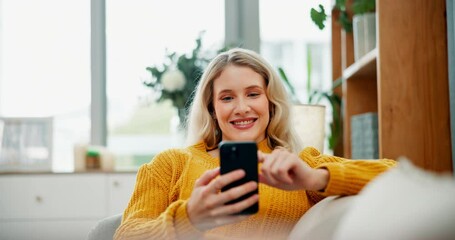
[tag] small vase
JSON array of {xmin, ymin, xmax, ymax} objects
[
  {"xmin": 292, "ymin": 104, "xmax": 326, "ymax": 153},
  {"xmin": 353, "ymin": 12, "xmax": 376, "ymax": 61}
]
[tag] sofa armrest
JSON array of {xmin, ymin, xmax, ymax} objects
[
  {"xmin": 333, "ymin": 158, "xmax": 455, "ymax": 240},
  {"xmin": 288, "ymin": 195, "xmax": 356, "ymax": 240},
  {"xmin": 87, "ymin": 214, "xmax": 122, "ymax": 240}
]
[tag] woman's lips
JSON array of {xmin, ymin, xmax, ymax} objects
[{"xmin": 230, "ymin": 119, "xmax": 257, "ymax": 129}]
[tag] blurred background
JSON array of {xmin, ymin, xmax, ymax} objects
[{"xmin": 0, "ymin": 0, "xmax": 332, "ymax": 172}]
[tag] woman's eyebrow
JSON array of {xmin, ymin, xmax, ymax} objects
[
  {"xmin": 217, "ymin": 89, "xmax": 233, "ymax": 95},
  {"xmin": 245, "ymin": 85, "xmax": 264, "ymax": 90},
  {"xmin": 216, "ymin": 85, "xmax": 264, "ymax": 94}
]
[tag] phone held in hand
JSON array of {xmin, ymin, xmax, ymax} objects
[{"xmin": 219, "ymin": 141, "xmax": 259, "ymax": 215}]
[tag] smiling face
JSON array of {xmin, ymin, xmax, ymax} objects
[{"xmin": 212, "ymin": 65, "xmax": 270, "ymax": 143}]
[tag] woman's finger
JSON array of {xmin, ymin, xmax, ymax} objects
[
  {"xmin": 261, "ymin": 152, "xmax": 280, "ymax": 185},
  {"xmin": 218, "ymin": 181, "xmax": 258, "ymax": 204},
  {"xmin": 210, "ymin": 193, "xmax": 259, "ymax": 216},
  {"xmin": 200, "ymin": 172, "xmax": 255, "ymax": 215},
  {"xmin": 257, "ymin": 151, "xmax": 266, "ymax": 163},
  {"xmin": 260, "ymin": 151, "xmax": 274, "ymax": 171},
  {"xmin": 261, "ymin": 167, "xmax": 279, "ymax": 186},
  {"xmin": 269, "ymin": 149, "xmax": 290, "ymax": 172},
  {"xmin": 195, "ymin": 167, "xmax": 220, "ymax": 187},
  {"xmin": 208, "ymin": 169, "xmax": 245, "ymax": 193},
  {"xmin": 273, "ymin": 151, "xmax": 298, "ymax": 184},
  {"xmin": 258, "ymin": 173, "xmax": 269, "ymax": 185},
  {"xmin": 261, "ymin": 149, "xmax": 295, "ymax": 186},
  {"xmin": 270, "ymin": 158, "xmax": 294, "ymax": 184}
]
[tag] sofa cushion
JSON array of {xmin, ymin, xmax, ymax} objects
[
  {"xmin": 288, "ymin": 195, "xmax": 356, "ymax": 240},
  {"xmin": 334, "ymin": 158, "xmax": 455, "ymax": 240}
]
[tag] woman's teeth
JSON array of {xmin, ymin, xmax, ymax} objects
[{"xmin": 233, "ymin": 120, "xmax": 254, "ymax": 125}]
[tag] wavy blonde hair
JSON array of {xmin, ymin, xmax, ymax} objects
[{"xmin": 186, "ymin": 48, "xmax": 301, "ymax": 152}]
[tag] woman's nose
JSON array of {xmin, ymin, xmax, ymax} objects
[{"xmin": 235, "ymin": 98, "xmax": 251, "ymax": 114}]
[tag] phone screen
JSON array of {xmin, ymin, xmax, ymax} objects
[{"xmin": 219, "ymin": 141, "xmax": 259, "ymax": 215}]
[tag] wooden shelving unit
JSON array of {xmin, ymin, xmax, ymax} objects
[
  {"xmin": 342, "ymin": 49, "xmax": 377, "ymax": 80},
  {"xmin": 332, "ymin": 0, "xmax": 452, "ymax": 173},
  {"xmin": 341, "ymin": 49, "xmax": 378, "ymax": 160}
]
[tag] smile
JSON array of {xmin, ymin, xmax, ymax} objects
[
  {"xmin": 233, "ymin": 120, "xmax": 254, "ymax": 125},
  {"xmin": 230, "ymin": 119, "xmax": 257, "ymax": 129}
]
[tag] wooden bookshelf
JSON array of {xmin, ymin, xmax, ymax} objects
[
  {"xmin": 332, "ymin": 0, "xmax": 452, "ymax": 172},
  {"xmin": 341, "ymin": 49, "xmax": 378, "ymax": 159},
  {"xmin": 342, "ymin": 49, "xmax": 377, "ymax": 80}
]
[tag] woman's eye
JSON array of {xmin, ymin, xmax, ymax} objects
[
  {"xmin": 221, "ymin": 96, "xmax": 233, "ymax": 101},
  {"xmin": 248, "ymin": 92, "xmax": 260, "ymax": 97}
]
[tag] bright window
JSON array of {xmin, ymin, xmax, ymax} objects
[
  {"xmin": 106, "ymin": 0, "xmax": 224, "ymax": 170},
  {"xmin": 0, "ymin": 0, "xmax": 333, "ymax": 172},
  {"xmin": 0, "ymin": 0, "xmax": 91, "ymax": 171},
  {"xmin": 260, "ymin": 0, "xmax": 332, "ymax": 152}
]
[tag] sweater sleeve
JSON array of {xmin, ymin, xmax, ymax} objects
[
  {"xmin": 299, "ymin": 147, "xmax": 397, "ymax": 198},
  {"xmin": 114, "ymin": 150, "xmax": 203, "ymax": 240}
]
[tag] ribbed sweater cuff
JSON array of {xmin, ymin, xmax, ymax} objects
[
  {"xmin": 316, "ymin": 163, "xmax": 346, "ymax": 196},
  {"xmin": 175, "ymin": 201, "xmax": 204, "ymax": 240}
]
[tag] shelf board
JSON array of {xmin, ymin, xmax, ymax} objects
[{"xmin": 343, "ymin": 48, "xmax": 378, "ymax": 80}]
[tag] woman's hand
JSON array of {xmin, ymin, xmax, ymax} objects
[
  {"xmin": 258, "ymin": 149, "xmax": 329, "ymax": 191},
  {"xmin": 186, "ymin": 168, "xmax": 259, "ymax": 231}
]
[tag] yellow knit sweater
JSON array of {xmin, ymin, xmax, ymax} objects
[{"xmin": 114, "ymin": 140, "xmax": 396, "ymax": 240}]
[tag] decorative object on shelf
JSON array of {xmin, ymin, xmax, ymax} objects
[
  {"xmin": 0, "ymin": 117, "xmax": 53, "ymax": 172},
  {"xmin": 311, "ymin": 0, "xmax": 375, "ymax": 32},
  {"xmin": 277, "ymin": 67, "xmax": 330, "ymax": 152},
  {"xmin": 278, "ymin": 64, "xmax": 341, "ymax": 152},
  {"xmin": 353, "ymin": 12, "xmax": 376, "ymax": 60},
  {"xmin": 350, "ymin": 112, "xmax": 378, "ymax": 159},
  {"xmin": 85, "ymin": 148, "xmax": 101, "ymax": 170},
  {"xmin": 143, "ymin": 32, "xmax": 216, "ymax": 131},
  {"xmin": 74, "ymin": 144, "xmax": 115, "ymax": 172},
  {"xmin": 308, "ymin": 87, "xmax": 342, "ymax": 152},
  {"xmin": 292, "ymin": 104, "xmax": 326, "ymax": 153}
]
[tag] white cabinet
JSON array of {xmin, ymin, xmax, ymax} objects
[
  {"xmin": 0, "ymin": 175, "xmax": 106, "ymax": 219},
  {"xmin": 0, "ymin": 172, "xmax": 136, "ymax": 240},
  {"xmin": 107, "ymin": 174, "xmax": 137, "ymax": 216}
]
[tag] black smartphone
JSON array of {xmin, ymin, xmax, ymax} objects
[{"xmin": 219, "ymin": 141, "xmax": 259, "ymax": 215}]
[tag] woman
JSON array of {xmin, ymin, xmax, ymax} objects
[{"xmin": 114, "ymin": 48, "xmax": 396, "ymax": 240}]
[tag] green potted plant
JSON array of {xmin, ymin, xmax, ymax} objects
[
  {"xmin": 312, "ymin": 0, "xmax": 377, "ymax": 60},
  {"xmin": 310, "ymin": 0, "xmax": 376, "ymax": 32},
  {"xmin": 143, "ymin": 32, "xmax": 214, "ymax": 130}
]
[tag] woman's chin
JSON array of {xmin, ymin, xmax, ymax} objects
[{"xmin": 223, "ymin": 132, "xmax": 264, "ymax": 143}]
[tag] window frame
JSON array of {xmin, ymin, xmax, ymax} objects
[
  {"xmin": 91, "ymin": 0, "xmax": 258, "ymax": 146},
  {"xmin": 91, "ymin": 0, "xmax": 107, "ymax": 146}
]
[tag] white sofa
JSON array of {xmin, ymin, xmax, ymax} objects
[
  {"xmin": 289, "ymin": 158, "xmax": 455, "ymax": 240},
  {"xmin": 88, "ymin": 159, "xmax": 455, "ymax": 240}
]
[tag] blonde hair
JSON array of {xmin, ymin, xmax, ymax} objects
[{"xmin": 186, "ymin": 48, "xmax": 301, "ymax": 152}]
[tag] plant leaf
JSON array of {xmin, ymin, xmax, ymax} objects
[
  {"xmin": 310, "ymin": 5, "xmax": 327, "ymax": 30},
  {"xmin": 335, "ymin": 0, "xmax": 346, "ymax": 11},
  {"xmin": 352, "ymin": 0, "xmax": 375, "ymax": 15},
  {"xmin": 278, "ymin": 67, "xmax": 301, "ymax": 104},
  {"xmin": 308, "ymin": 89, "xmax": 343, "ymax": 151},
  {"xmin": 339, "ymin": 11, "xmax": 352, "ymax": 32},
  {"xmin": 306, "ymin": 48, "xmax": 312, "ymax": 102}
]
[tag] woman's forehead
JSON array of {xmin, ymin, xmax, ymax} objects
[{"xmin": 212, "ymin": 66, "xmax": 266, "ymax": 91}]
